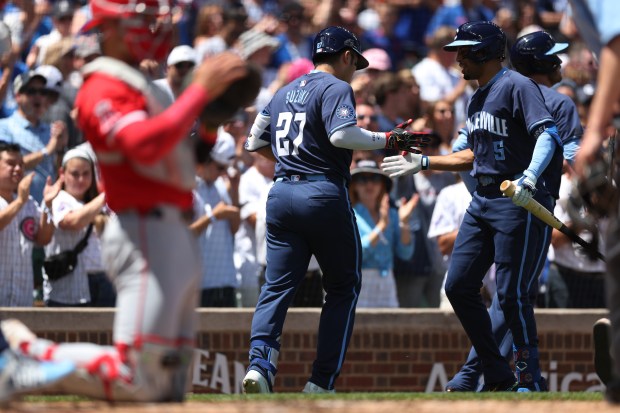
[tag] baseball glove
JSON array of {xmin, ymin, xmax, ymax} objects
[
  {"xmin": 573, "ymin": 156, "xmax": 618, "ymax": 219},
  {"xmin": 196, "ymin": 61, "xmax": 263, "ymax": 130},
  {"xmin": 385, "ymin": 120, "xmax": 434, "ymax": 154}
]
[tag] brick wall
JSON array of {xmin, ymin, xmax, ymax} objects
[{"xmin": 0, "ymin": 308, "xmax": 607, "ymax": 393}]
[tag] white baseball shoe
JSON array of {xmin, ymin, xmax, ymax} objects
[
  {"xmin": 242, "ymin": 370, "xmax": 271, "ymax": 394},
  {"xmin": 0, "ymin": 349, "xmax": 75, "ymax": 403},
  {"xmin": 302, "ymin": 381, "xmax": 335, "ymax": 394}
]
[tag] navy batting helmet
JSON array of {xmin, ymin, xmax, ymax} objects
[
  {"xmin": 312, "ymin": 26, "xmax": 369, "ymax": 70},
  {"xmin": 443, "ymin": 21, "xmax": 506, "ymax": 63},
  {"xmin": 510, "ymin": 31, "xmax": 568, "ymax": 75}
]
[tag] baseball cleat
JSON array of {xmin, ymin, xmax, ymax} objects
[
  {"xmin": 0, "ymin": 349, "xmax": 75, "ymax": 403},
  {"xmin": 480, "ymin": 377, "xmax": 518, "ymax": 392},
  {"xmin": 445, "ymin": 386, "xmax": 464, "ymax": 392},
  {"xmin": 242, "ymin": 370, "xmax": 271, "ymax": 394},
  {"xmin": 445, "ymin": 372, "xmax": 480, "ymax": 392},
  {"xmin": 593, "ymin": 318, "xmax": 613, "ymax": 385},
  {"xmin": 515, "ymin": 377, "xmax": 548, "ymax": 392},
  {"xmin": 302, "ymin": 381, "xmax": 335, "ymax": 394}
]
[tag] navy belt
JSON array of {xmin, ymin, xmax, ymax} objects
[
  {"xmin": 275, "ymin": 174, "xmax": 329, "ymax": 182},
  {"xmin": 476, "ymin": 173, "xmax": 523, "ymax": 187}
]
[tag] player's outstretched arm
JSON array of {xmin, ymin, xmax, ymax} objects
[
  {"xmin": 381, "ymin": 149, "xmax": 474, "ymax": 178},
  {"xmin": 329, "ymin": 122, "xmax": 433, "ymax": 153}
]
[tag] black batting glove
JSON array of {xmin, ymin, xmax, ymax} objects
[{"xmin": 385, "ymin": 120, "xmax": 433, "ymax": 154}]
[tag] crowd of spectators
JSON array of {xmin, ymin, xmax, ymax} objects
[{"xmin": 0, "ymin": 0, "xmax": 607, "ymax": 309}]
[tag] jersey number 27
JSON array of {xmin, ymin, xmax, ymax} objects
[{"xmin": 276, "ymin": 112, "xmax": 306, "ymax": 157}]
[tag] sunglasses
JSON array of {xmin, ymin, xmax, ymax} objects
[
  {"xmin": 22, "ymin": 88, "xmax": 51, "ymax": 97},
  {"xmin": 174, "ymin": 62, "xmax": 195, "ymax": 70},
  {"xmin": 353, "ymin": 174, "xmax": 384, "ymax": 184},
  {"xmin": 357, "ymin": 114, "xmax": 378, "ymax": 122}
]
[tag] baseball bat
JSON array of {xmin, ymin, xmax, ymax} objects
[{"xmin": 500, "ymin": 180, "xmax": 605, "ymax": 262}]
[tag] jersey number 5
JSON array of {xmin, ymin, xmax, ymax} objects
[
  {"xmin": 276, "ymin": 112, "xmax": 306, "ymax": 157},
  {"xmin": 493, "ymin": 140, "xmax": 506, "ymax": 161}
]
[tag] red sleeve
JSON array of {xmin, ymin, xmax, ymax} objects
[{"xmin": 77, "ymin": 75, "xmax": 210, "ymax": 164}]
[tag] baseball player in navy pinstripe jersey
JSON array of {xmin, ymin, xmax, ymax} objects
[
  {"xmin": 382, "ymin": 21, "xmax": 561, "ymax": 391},
  {"xmin": 444, "ymin": 30, "xmax": 583, "ymax": 392},
  {"xmin": 244, "ymin": 26, "xmax": 429, "ymax": 393}
]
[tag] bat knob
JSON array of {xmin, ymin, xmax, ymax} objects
[{"xmin": 500, "ymin": 180, "xmax": 515, "ymax": 197}]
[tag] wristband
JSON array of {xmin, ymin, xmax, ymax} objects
[
  {"xmin": 399, "ymin": 221, "xmax": 410, "ymax": 230},
  {"xmin": 421, "ymin": 155, "xmax": 429, "ymax": 170},
  {"xmin": 40, "ymin": 147, "xmax": 49, "ymax": 157}
]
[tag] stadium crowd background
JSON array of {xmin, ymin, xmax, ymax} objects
[{"xmin": 0, "ymin": 0, "xmax": 608, "ymax": 310}]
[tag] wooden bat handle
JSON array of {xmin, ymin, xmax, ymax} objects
[
  {"xmin": 500, "ymin": 180, "xmax": 562, "ymax": 230},
  {"xmin": 499, "ymin": 180, "xmax": 605, "ymax": 262}
]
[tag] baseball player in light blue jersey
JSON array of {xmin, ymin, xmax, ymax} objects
[
  {"xmin": 244, "ymin": 26, "xmax": 430, "ymax": 393},
  {"xmin": 382, "ymin": 21, "xmax": 561, "ymax": 392}
]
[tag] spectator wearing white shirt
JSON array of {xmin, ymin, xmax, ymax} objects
[
  {"xmin": 412, "ymin": 26, "xmax": 473, "ymax": 132},
  {"xmin": 234, "ymin": 152, "xmax": 273, "ymax": 307},
  {"xmin": 43, "ymin": 146, "xmax": 113, "ymax": 307},
  {"xmin": 0, "ymin": 141, "xmax": 60, "ymax": 306},
  {"xmin": 428, "ymin": 177, "xmax": 496, "ymax": 310}
]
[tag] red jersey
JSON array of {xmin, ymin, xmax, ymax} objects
[{"xmin": 75, "ymin": 57, "xmax": 210, "ymax": 213}]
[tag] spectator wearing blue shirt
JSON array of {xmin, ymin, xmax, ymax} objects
[
  {"xmin": 350, "ymin": 160, "xmax": 417, "ymax": 308},
  {"xmin": 424, "ymin": 0, "xmax": 495, "ymax": 43},
  {"xmin": 361, "ymin": 2, "xmax": 408, "ymax": 71},
  {"xmin": 0, "ymin": 21, "xmax": 27, "ymax": 119},
  {"xmin": 271, "ymin": 1, "xmax": 313, "ymax": 68},
  {"xmin": 0, "ymin": 71, "xmax": 67, "ymax": 203}
]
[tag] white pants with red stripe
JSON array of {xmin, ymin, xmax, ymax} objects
[{"xmin": 24, "ymin": 208, "xmax": 202, "ymax": 401}]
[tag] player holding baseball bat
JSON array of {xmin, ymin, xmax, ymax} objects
[
  {"xmin": 382, "ymin": 21, "xmax": 561, "ymax": 392},
  {"xmin": 442, "ymin": 30, "xmax": 599, "ymax": 392},
  {"xmin": 500, "ymin": 180, "xmax": 604, "ymax": 261}
]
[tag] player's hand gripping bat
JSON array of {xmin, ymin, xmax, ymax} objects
[{"xmin": 500, "ymin": 180, "xmax": 605, "ymax": 262}]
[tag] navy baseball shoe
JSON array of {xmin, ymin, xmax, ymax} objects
[
  {"xmin": 0, "ymin": 349, "xmax": 75, "ymax": 403},
  {"xmin": 516, "ymin": 376, "xmax": 548, "ymax": 392},
  {"xmin": 605, "ymin": 380, "xmax": 620, "ymax": 403},
  {"xmin": 480, "ymin": 377, "xmax": 518, "ymax": 392}
]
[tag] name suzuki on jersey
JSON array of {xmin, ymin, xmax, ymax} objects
[
  {"xmin": 285, "ymin": 89, "xmax": 309, "ymax": 105},
  {"xmin": 466, "ymin": 111, "xmax": 509, "ymax": 137}
]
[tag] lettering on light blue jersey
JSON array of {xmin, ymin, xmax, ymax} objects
[
  {"xmin": 285, "ymin": 89, "xmax": 310, "ymax": 105},
  {"xmin": 466, "ymin": 111, "xmax": 509, "ymax": 137}
]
